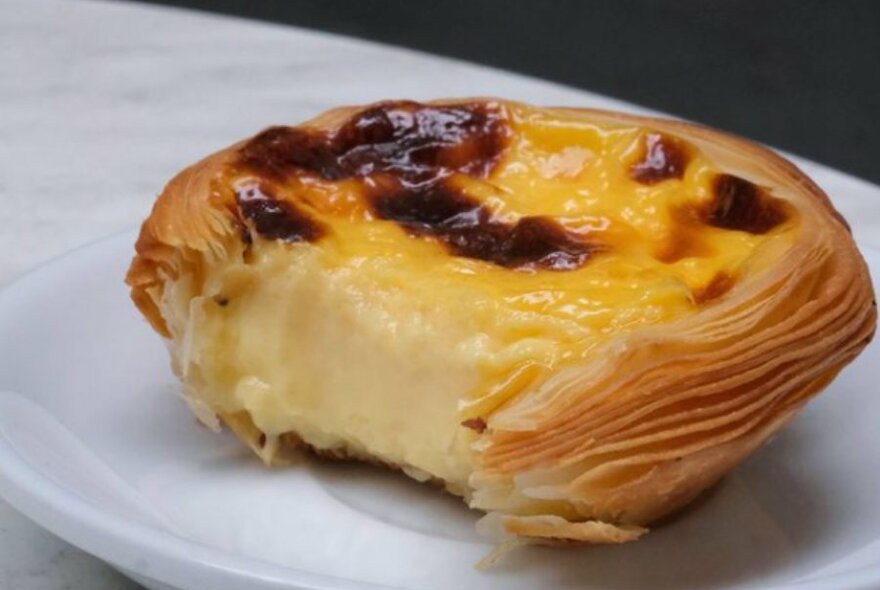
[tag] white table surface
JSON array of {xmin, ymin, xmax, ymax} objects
[{"xmin": 1, "ymin": 1, "xmax": 878, "ymax": 588}]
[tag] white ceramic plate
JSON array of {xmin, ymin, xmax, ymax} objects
[{"xmin": 0, "ymin": 231, "xmax": 878, "ymax": 590}]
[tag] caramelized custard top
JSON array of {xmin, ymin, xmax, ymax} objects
[{"xmin": 215, "ymin": 100, "xmax": 799, "ymax": 402}]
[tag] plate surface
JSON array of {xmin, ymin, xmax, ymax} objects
[{"xmin": 0, "ymin": 231, "xmax": 878, "ymax": 590}]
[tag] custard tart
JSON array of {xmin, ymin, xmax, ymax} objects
[{"xmin": 126, "ymin": 99, "xmax": 876, "ymax": 544}]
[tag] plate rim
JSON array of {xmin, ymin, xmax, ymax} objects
[{"xmin": 0, "ymin": 230, "xmax": 878, "ymax": 590}]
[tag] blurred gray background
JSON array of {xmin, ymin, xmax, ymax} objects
[{"xmin": 133, "ymin": 0, "xmax": 879, "ymax": 183}]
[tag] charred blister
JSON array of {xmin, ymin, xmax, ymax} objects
[
  {"xmin": 707, "ymin": 174, "xmax": 788, "ymax": 234},
  {"xmin": 629, "ymin": 132, "xmax": 692, "ymax": 185},
  {"xmin": 336, "ymin": 101, "xmax": 511, "ymax": 181},
  {"xmin": 370, "ymin": 180, "xmax": 600, "ymax": 271},
  {"xmin": 369, "ymin": 181, "xmax": 482, "ymax": 229},
  {"xmin": 237, "ymin": 101, "xmax": 511, "ymax": 184},
  {"xmin": 493, "ymin": 216, "xmax": 597, "ymax": 270},
  {"xmin": 238, "ymin": 126, "xmax": 344, "ymax": 181},
  {"xmin": 234, "ymin": 183, "xmax": 325, "ymax": 243}
]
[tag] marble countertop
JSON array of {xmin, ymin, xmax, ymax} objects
[{"xmin": 1, "ymin": 1, "xmax": 878, "ymax": 588}]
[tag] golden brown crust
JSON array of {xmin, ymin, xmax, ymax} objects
[
  {"xmin": 125, "ymin": 147, "xmax": 243, "ymax": 337},
  {"xmin": 126, "ymin": 99, "xmax": 876, "ymax": 544}
]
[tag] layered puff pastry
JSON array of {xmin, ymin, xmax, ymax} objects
[{"xmin": 127, "ymin": 99, "xmax": 875, "ymax": 545}]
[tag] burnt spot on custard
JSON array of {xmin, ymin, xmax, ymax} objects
[
  {"xmin": 238, "ymin": 101, "xmax": 509, "ymax": 183},
  {"xmin": 237, "ymin": 101, "xmax": 601, "ymax": 271},
  {"xmin": 653, "ymin": 174, "xmax": 789, "ymax": 263},
  {"xmin": 238, "ymin": 127, "xmax": 342, "ymax": 182},
  {"xmin": 370, "ymin": 180, "xmax": 599, "ymax": 270},
  {"xmin": 706, "ymin": 174, "xmax": 788, "ymax": 234},
  {"xmin": 234, "ymin": 183, "xmax": 325, "ymax": 243},
  {"xmin": 335, "ymin": 101, "xmax": 509, "ymax": 181},
  {"xmin": 629, "ymin": 132, "xmax": 691, "ymax": 185}
]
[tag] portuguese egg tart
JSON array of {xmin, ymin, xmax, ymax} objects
[{"xmin": 126, "ymin": 99, "xmax": 876, "ymax": 545}]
